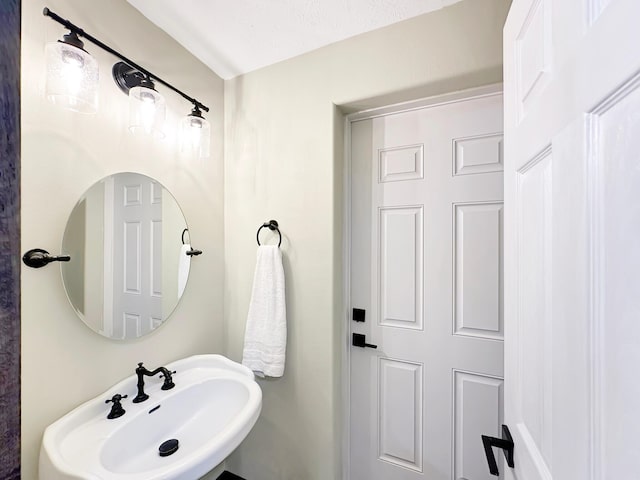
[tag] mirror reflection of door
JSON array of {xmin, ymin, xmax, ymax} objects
[
  {"xmin": 61, "ymin": 172, "xmax": 190, "ymax": 340},
  {"xmin": 104, "ymin": 173, "xmax": 163, "ymax": 339}
]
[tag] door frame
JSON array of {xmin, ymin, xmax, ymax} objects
[{"xmin": 341, "ymin": 83, "xmax": 503, "ymax": 480}]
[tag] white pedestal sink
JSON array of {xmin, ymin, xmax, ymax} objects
[{"xmin": 39, "ymin": 355, "xmax": 262, "ymax": 480}]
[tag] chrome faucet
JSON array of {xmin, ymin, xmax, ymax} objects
[{"xmin": 132, "ymin": 362, "xmax": 176, "ymax": 403}]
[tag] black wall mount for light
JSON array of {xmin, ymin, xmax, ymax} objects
[
  {"xmin": 42, "ymin": 7, "xmax": 209, "ymax": 112},
  {"xmin": 112, "ymin": 62, "xmax": 156, "ymax": 95}
]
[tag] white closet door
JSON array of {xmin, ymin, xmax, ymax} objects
[{"xmin": 350, "ymin": 90, "xmax": 504, "ymax": 480}]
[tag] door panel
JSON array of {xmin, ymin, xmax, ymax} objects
[
  {"xmin": 379, "ymin": 144, "xmax": 424, "ymax": 182},
  {"xmin": 379, "ymin": 206, "xmax": 424, "ymax": 329},
  {"xmin": 350, "ymin": 91, "xmax": 504, "ymax": 480},
  {"xmin": 453, "ymin": 133, "xmax": 503, "ymax": 176},
  {"xmin": 504, "ymin": 0, "xmax": 640, "ymax": 479},
  {"xmin": 515, "ymin": 148, "xmax": 554, "ymax": 477},
  {"xmin": 597, "ymin": 80, "xmax": 640, "ymax": 479},
  {"xmin": 379, "ymin": 357, "xmax": 423, "ymax": 471},
  {"xmin": 453, "ymin": 201, "xmax": 503, "ymax": 340},
  {"xmin": 454, "ymin": 370, "xmax": 504, "ymax": 480}
]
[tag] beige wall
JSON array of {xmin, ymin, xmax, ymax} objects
[
  {"xmin": 20, "ymin": 0, "xmax": 224, "ymax": 478},
  {"xmin": 223, "ymin": 1, "xmax": 510, "ymax": 479}
]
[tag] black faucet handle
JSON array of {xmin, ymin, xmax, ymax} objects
[
  {"xmin": 105, "ymin": 393, "xmax": 128, "ymax": 404},
  {"xmin": 105, "ymin": 394, "xmax": 128, "ymax": 419},
  {"xmin": 160, "ymin": 369, "xmax": 176, "ymax": 390}
]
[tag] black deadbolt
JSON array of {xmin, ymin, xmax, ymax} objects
[{"xmin": 352, "ymin": 308, "xmax": 366, "ymax": 322}]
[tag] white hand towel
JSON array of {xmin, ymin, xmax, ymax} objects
[
  {"xmin": 178, "ymin": 244, "xmax": 191, "ymax": 298},
  {"xmin": 242, "ymin": 245, "xmax": 287, "ymax": 378}
]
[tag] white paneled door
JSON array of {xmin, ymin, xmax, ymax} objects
[
  {"xmin": 108, "ymin": 173, "xmax": 163, "ymax": 339},
  {"xmin": 349, "ymin": 90, "xmax": 504, "ymax": 480},
  {"xmin": 503, "ymin": 0, "xmax": 640, "ymax": 479}
]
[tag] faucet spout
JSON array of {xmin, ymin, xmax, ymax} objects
[{"xmin": 132, "ymin": 362, "xmax": 176, "ymax": 403}]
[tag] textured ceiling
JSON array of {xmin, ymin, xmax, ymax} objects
[{"xmin": 127, "ymin": 0, "xmax": 464, "ymax": 79}]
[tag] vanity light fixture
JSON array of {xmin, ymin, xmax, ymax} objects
[
  {"xmin": 45, "ymin": 29, "xmax": 99, "ymax": 113},
  {"xmin": 113, "ymin": 62, "xmax": 166, "ymax": 138},
  {"xmin": 43, "ymin": 7, "xmax": 210, "ymax": 152},
  {"xmin": 180, "ymin": 105, "xmax": 211, "ymax": 158},
  {"xmin": 128, "ymin": 79, "xmax": 166, "ymax": 138}
]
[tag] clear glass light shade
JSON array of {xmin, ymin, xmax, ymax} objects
[
  {"xmin": 180, "ymin": 114, "xmax": 210, "ymax": 158},
  {"xmin": 128, "ymin": 86, "xmax": 166, "ymax": 138},
  {"xmin": 45, "ymin": 42, "xmax": 99, "ymax": 114}
]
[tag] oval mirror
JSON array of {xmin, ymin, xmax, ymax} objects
[{"xmin": 61, "ymin": 172, "xmax": 191, "ymax": 339}]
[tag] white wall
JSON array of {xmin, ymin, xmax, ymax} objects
[
  {"xmin": 20, "ymin": 0, "xmax": 224, "ymax": 478},
  {"xmin": 223, "ymin": 1, "xmax": 510, "ymax": 479}
]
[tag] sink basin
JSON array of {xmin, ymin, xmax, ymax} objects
[{"xmin": 39, "ymin": 355, "xmax": 262, "ymax": 480}]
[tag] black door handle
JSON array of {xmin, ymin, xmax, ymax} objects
[
  {"xmin": 352, "ymin": 333, "xmax": 377, "ymax": 349},
  {"xmin": 481, "ymin": 425, "xmax": 514, "ymax": 476}
]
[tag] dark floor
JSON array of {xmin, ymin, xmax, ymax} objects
[{"xmin": 217, "ymin": 472, "xmax": 246, "ymax": 480}]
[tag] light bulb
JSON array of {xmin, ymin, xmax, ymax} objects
[
  {"xmin": 61, "ymin": 48, "xmax": 84, "ymax": 67},
  {"xmin": 188, "ymin": 117, "xmax": 204, "ymax": 128}
]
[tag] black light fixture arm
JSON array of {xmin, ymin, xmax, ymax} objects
[{"xmin": 42, "ymin": 7, "xmax": 209, "ymax": 113}]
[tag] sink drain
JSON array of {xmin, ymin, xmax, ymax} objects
[{"xmin": 158, "ymin": 439, "xmax": 179, "ymax": 457}]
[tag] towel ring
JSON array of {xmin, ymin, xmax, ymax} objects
[
  {"xmin": 181, "ymin": 228, "xmax": 203, "ymax": 256},
  {"xmin": 256, "ymin": 220, "xmax": 282, "ymax": 248}
]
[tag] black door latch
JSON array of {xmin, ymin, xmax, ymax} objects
[{"xmin": 481, "ymin": 424, "xmax": 515, "ymax": 476}]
